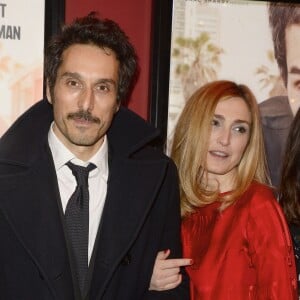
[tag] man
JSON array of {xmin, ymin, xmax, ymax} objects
[
  {"xmin": 259, "ymin": 3, "xmax": 300, "ymax": 188},
  {"xmin": 0, "ymin": 14, "xmax": 189, "ymax": 299}
]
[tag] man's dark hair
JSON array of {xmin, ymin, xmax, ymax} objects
[
  {"xmin": 269, "ymin": 3, "xmax": 300, "ymax": 86},
  {"xmin": 279, "ymin": 108, "xmax": 300, "ymax": 225},
  {"xmin": 45, "ymin": 12, "xmax": 138, "ymax": 103}
]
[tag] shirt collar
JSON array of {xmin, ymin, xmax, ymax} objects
[{"xmin": 48, "ymin": 122, "xmax": 109, "ymax": 180}]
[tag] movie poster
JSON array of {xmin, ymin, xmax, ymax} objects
[
  {"xmin": 167, "ymin": 0, "xmax": 285, "ymax": 152},
  {"xmin": 0, "ymin": 0, "xmax": 45, "ymax": 136}
]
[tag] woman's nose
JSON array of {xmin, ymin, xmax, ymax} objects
[{"xmin": 217, "ymin": 128, "xmax": 231, "ymax": 146}]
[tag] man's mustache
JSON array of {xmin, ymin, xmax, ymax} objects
[{"xmin": 67, "ymin": 110, "xmax": 100, "ymax": 124}]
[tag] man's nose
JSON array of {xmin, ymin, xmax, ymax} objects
[{"xmin": 78, "ymin": 88, "xmax": 95, "ymax": 111}]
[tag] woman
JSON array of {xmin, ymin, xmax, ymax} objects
[
  {"xmin": 279, "ymin": 108, "xmax": 300, "ymax": 295},
  {"xmin": 150, "ymin": 80, "xmax": 297, "ymax": 299}
]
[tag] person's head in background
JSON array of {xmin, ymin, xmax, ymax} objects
[
  {"xmin": 269, "ymin": 2, "xmax": 300, "ymax": 115},
  {"xmin": 171, "ymin": 80, "xmax": 269, "ymax": 216},
  {"xmin": 279, "ymin": 108, "xmax": 300, "ymax": 225}
]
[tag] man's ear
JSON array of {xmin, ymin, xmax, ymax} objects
[{"xmin": 46, "ymin": 84, "xmax": 52, "ymax": 104}]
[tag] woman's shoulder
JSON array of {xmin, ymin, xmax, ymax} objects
[
  {"xmin": 248, "ymin": 181, "xmax": 274, "ymax": 194},
  {"xmin": 245, "ymin": 181, "xmax": 277, "ymax": 204},
  {"xmin": 243, "ymin": 181, "xmax": 287, "ymax": 222},
  {"xmin": 239, "ymin": 181, "xmax": 283, "ymax": 217}
]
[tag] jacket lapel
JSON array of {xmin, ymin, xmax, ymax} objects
[{"xmin": 89, "ymin": 157, "xmax": 168, "ymax": 298}]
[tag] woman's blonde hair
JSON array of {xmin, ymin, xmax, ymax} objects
[{"xmin": 170, "ymin": 80, "xmax": 269, "ymax": 216}]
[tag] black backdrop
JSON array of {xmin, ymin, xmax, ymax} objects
[{"xmin": 43, "ymin": 0, "xmax": 65, "ymax": 96}]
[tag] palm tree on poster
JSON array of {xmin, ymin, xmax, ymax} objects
[
  {"xmin": 255, "ymin": 49, "xmax": 286, "ymax": 98},
  {"xmin": 173, "ymin": 32, "xmax": 223, "ymax": 100}
]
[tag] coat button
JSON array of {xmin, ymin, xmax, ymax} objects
[{"xmin": 121, "ymin": 254, "xmax": 131, "ymax": 265}]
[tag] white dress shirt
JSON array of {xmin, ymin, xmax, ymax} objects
[{"xmin": 48, "ymin": 123, "xmax": 109, "ymax": 263}]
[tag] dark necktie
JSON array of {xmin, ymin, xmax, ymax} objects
[{"xmin": 65, "ymin": 161, "xmax": 96, "ymax": 294}]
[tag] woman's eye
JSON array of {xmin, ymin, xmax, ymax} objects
[
  {"xmin": 211, "ymin": 119, "xmax": 219, "ymax": 126},
  {"xmin": 233, "ymin": 126, "xmax": 248, "ymax": 134}
]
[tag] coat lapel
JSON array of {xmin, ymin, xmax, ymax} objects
[
  {"xmin": 0, "ymin": 148, "xmax": 72, "ymax": 298},
  {"xmin": 89, "ymin": 157, "xmax": 168, "ymax": 298}
]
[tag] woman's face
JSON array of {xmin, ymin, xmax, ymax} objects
[{"xmin": 206, "ymin": 97, "xmax": 251, "ymax": 191}]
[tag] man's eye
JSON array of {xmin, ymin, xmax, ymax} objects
[
  {"xmin": 67, "ymin": 80, "xmax": 80, "ymax": 87},
  {"xmin": 96, "ymin": 84, "xmax": 110, "ymax": 92},
  {"xmin": 294, "ymin": 80, "xmax": 300, "ymax": 90},
  {"xmin": 100, "ymin": 84, "xmax": 109, "ymax": 91},
  {"xmin": 95, "ymin": 83, "xmax": 113, "ymax": 93}
]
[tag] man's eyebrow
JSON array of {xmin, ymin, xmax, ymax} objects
[
  {"xmin": 96, "ymin": 78, "xmax": 117, "ymax": 87},
  {"xmin": 289, "ymin": 66, "xmax": 300, "ymax": 75},
  {"xmin": 61, "ymin": 71, "xmax": 81, "ymax": 79}
]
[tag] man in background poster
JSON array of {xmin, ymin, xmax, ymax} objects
[{"xmin": 259, "ymin": 2, "xmax": 300, "ymax": 189}]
